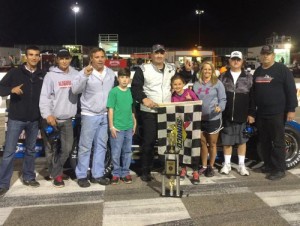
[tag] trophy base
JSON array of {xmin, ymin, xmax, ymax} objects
[{"xmin": 161, "ymin": 189, "xmax": 182, "ymax": 198}]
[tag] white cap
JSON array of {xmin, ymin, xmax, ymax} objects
[{"xmin": 230, "ymin": 51, "xmax": 243, "ymax": 59}]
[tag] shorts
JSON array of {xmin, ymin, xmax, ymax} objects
[
  {"xmin": 201, "ymin": 119, "xmax": 223, "ymax": 134},
  {"xmin": 221, "ymin": 121, "xmax": 248, "ymax": 145}
]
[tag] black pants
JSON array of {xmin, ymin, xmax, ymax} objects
[
  {"xmin": 140, "ymin": 111, "xmax": 157, "ymax": 175},
  {"xmin": 257, "ymin": 113, "xmax": 286, "ymax": 172}
]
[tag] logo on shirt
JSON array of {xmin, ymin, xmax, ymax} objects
[
  {"xmin": 58, "ymin": 80, "xmax": 72, "ymax": 88},
  {"xmin": 255, "ymin": 74, "xmax": 273, "ymax": 83}
]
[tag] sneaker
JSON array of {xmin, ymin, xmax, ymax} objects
[
  {"xmin": 122, "ymin": 175, "xmax": 132, "ymax": 184},
  {"xmin": 53, "ymin": 175, "xmax": 65, "ymax": 188},
  {"xmin": 23, "ymin": 179, "xmax": 40, "ymax": 187},
  {"xmin": 46, "ymin": 173, "xmax": 70, "ymax": 181},
  {"xmin": 111, "ymin": 176, "xmax": 120, "ymax": 185},
  {"xmin": 140, "ymin": 174, "xmax": 153, "ymax": 182},
  {"xmin": 77, "ymin": 178, "xmax": 90, "ymax": 188},
  {"xmin": 238, "ymin": 165, "xmax": 250, "ymax": 176},
  {"xmin": 62, "ymin": 173, "xmax": 70, "ymax": 181},
  {"xmin": 0, "ymin": 188, "xmax": 8, "ymax": 198},
  {"xmin": 180, "ymin": 167, "xmax": 187, "ymax": 181},
  {"xmin": 220, "ymin": 163, "xmax": 231, "ymax": 175},
  {"xmin": 205, "ymin": 165, "xmax": 215, "ymax": 177},
  {"xmin": 191, "ymin": 171, "xmax": 200, "ymax": 185},
  {"xmin": 90, "ymin": 177, "xmax": 110, "ymax": 185},
  {"xmin": 198, "ymin": 166, "xmax": 207, "ymax": 175},
  {"xmin": 266, "ymin": 171, "xmax": 285, "ymax": 180}
]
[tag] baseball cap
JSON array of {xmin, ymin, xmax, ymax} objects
[
  {"xmin": 260, "ymin": 45, "xmax": 274, "ymax": 54},
  {"xmin": 152, "ymin": 44, "xmax": 165, "ymax": 53},
  {"xmin": 230, "ymin": 51, "xmax": 243, "ymax": 59},
  {"xmin": 57, "ymin": 48, "xmax": 71, "ymax": 58}
]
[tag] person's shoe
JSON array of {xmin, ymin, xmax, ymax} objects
[
  {"xmin": 198, "ymin": 166, "xmax": 207, "ymax": 176},
  {"xmin": 90, "ymin": 177, "xmax": 110, "ymax": 185},
  {"xmin": 220, "ymin": 163, "xmax": 231, "ymax": 175},
  {"xmin": 111, "ymin": 176, "xmax": 120, "ymax": 185},
  {"xmin": 205, "ymin": 166, "xmax": 215, "ymax": 177},
  {"xmin": 253, "ymin": 165, "xmax": 272, "ymax": 174},
  {"xmin": 53, "ymin": 175, "xmax": 65, "ymax": 188},
  {"xmin": 140, "ymin": 173, "xmax": 152, "ymax": 182},
  {"xmin": 77, "ymin": 178, "xmax": 90, "ymax": 188},
  {"xmin": 191, "ymin": 171, "xmax": 200, "ymax": 185},
  {"xmin": 23, "ymin": 179, "xmax": 40, "ymax": 187},
  {"xmin": 266, "ymin": 171, "xmax": 286, "ymax": 180},
  {"xmin": 180, "ymin": 167, "xmax": 187, "ymax": 181},
  {"xmin": 238, "ymin": 165, "xmax": 250, "ymax": 176},
  {"xmin": 0, "ymin": 188, "xmax": 8, "ymax": 198},
  {"xmin": 122, "ymin": 175, "xmax": 132, "ymax": 184},
  {"xmin": 62, "ymin": 173, "xmax": 70, "ymax": 181}
]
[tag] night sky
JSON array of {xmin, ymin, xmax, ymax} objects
[{"xmin": 1, "ymin": 0, "xmax": 300, "ymax": 49}]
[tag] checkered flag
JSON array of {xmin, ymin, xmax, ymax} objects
[{"xmin": 157, "ymin": 101, "xmax": 202, "ymax": 165}]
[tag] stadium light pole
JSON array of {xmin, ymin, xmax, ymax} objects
[
  {"xmin": 72, "ymin": 2, "xmax": 80, "ymax": 44},
  {"xmin": 195, "ymin": 9, "xmax": 204, "ymax": 49}
]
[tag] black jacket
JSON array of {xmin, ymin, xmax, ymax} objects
[
  {"xmin": 0, "ymin": 64, "xmax": 45, "ymax": 122},
  {"xmin": 219, "ymin": 70, "xmax": 255, "ymax": 123}
]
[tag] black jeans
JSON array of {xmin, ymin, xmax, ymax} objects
[
  {"xmin": 257, "ymin": 113, "xmax": 286, "ymax": 172},
  {"xmin": 140, "ymin": 111, "xmax": 158, "ymax": 175}
]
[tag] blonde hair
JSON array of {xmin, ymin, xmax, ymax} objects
[{"xmin": 198, "ymin": 61, "xmax": 219, "ymax": 86}]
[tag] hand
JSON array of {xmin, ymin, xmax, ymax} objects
[
  {"xmin": 214, "ymin": 104, "xmax": 221, "ymax": 113},
  {"xmin": 132, "ymin": 124, "xmax": 137, "ymax": 135},
  {"xmin": 142, "ymin": 98, "xmax": 158, "ymax": 108},
  {"xmin": 247, "ymin": 116, "xmax": 255, "ymax": 124},
  {"xmin": 185, "ymin": 92, "xmax": 192, "ymax": 100},
  {"xmin": 46, "ymin": 115, "xmax": 57, "ymax": 126},
  {"xmin": 110, "ymin": 127, "xmax": 119, "ymax": 138},
  {"xmin": 84, "ymin": 63, "xmax": 93, "ymax": 76},
  {"xmin": 11, "ymin": 84, "xmax": 23, "ymax": 95},
  {"xmin": 287, "ymin": 112, "xmax": 296, "ymax": 122}
]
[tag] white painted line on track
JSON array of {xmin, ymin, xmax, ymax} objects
[
  {"xmin": 256, "ymin": 189, "xmax": 300, "ymax": 207},
  {"xmin": 103, "ymin": 198, "xmax": 190, "ymax": 226},
  {"xmin": 0, "ymin": 207, "xmax": 13, "ymax": 226}
]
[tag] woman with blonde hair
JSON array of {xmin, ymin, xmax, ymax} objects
[{"xmin": 193, "ymin": 62, "xmax": 226, "ymax": 177}]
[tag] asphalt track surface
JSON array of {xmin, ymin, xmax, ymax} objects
[{"xmin": 1, "ymin": 78, "xmax": 300, "ymax": 226}]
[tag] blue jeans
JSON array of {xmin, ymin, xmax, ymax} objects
[
  {"xmin": 0, "ymin": 119, "xmax": 39, "ymax": 189},
  {"xmin": 110, "ymin": 129, "xmax": 133, "ymax": 177},
  {"xmin": 75, "ymin": 114, "xmax": 108, "ymax": 179}
]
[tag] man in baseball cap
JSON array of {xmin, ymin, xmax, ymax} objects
[
  {"xmin": 152, "ymin": 44, "xmax": 165, "ymax": 53},
  {"xmin": 57, "ymin": 48, "xmax": 71, "ymax": 58},
  {"xmin": 260, "ymin": 45, "xmax": 274, "ymax": 54},
  {"xmin": 230, "ymin": 51, "xmax": 243, "ymax": 60}
]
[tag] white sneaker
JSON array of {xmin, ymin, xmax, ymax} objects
[
  {"xmin": 238, "ymin": 165, "xmax": 250, "ymax": 176},
  {"xmin": 220, "ymin": 163, "xmax": 231, "ymax": 175}
]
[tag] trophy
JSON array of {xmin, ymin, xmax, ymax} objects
[{"xmin": 161, "ymin": 117, "xmax": 184, "ymax": 197}]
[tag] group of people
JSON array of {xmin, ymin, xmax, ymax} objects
[{"xmin": 0, "ymin": 43, "xmax": 297, "ymax": 197}]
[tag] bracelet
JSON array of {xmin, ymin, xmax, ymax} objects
[{"xmin": 110, "ymin": 127, "xmax": 115, "ymax": 130}]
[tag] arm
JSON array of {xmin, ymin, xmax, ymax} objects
[
  {"xmin": 108, "ymin": 108, "xmax": 118, "ymax": 138},
  {"xmin": 0, "ymin": 69, "xmax": 22, "ymax": 96},
  {"xmin": 39, "ymin": 74, "xmax": 56, "ymax": 126},
  {"xmin": 188, "ymin": 89, "xmax": 199, "ymax": 101},
  {"xmin": 131, "ymin": 67, "xmax": 157, "ymax": 108},
  {"xmin": 71, "ymin": 68, "xmax": 90, "ymax": 95},
  {"xmin": 132, "ymin": 112, "xmax": 137, "ymax": 135},
  {"xmin": 284, "ymin": 67, "xmax": 298, "ymax": 121},
  {"xmin": 216, "ymin": 81, "xmax": 227, "ymax": 112}
]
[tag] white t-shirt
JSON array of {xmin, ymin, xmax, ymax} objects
[{"xmin": 230, "ymin": 70, "xmax": 241, "ymax": 85}]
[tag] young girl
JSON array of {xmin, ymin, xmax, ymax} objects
[{"xmin": 170, "ymin": 74, "xmax": 200, "ymax": 185}]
